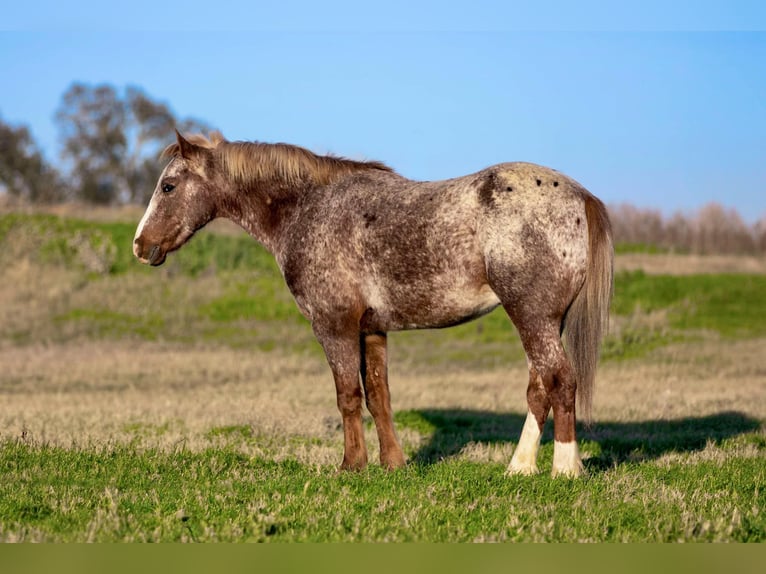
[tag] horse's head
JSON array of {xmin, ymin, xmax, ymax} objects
[{"xmin": 133, "ymin": 131, "xmax": 219, "ymax": 266}]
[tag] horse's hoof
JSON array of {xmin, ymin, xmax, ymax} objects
[
  {"xmin": 338, "ymin": 458, "xmax": 368, "ymax": 473},
  {"xmin": 505, "ymin": 463, "xmax": 540, "ymax": 476},
  {"xmin": 380, "ymin": 454, "xmax": 407, "ymax": 471},
  {"xmin": 550, "ymin": 466, "xmax": 585, "ymax": 478}
]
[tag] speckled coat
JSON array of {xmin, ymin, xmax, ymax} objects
[{"xmin": 134, "ymin": 132, "xmax": 613, "ymax": 477}]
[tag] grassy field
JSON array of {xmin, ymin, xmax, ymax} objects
[{"xmin": 0, "ymin": 211, "xmax": 764, "ymax": 542}]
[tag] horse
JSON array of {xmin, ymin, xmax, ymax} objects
[{"xmin": 134, "ymin": 130, "xmax": 613, "ymax": 477}]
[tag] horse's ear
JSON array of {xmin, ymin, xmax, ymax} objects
[{"xmin": 175, "ymin": 129, "xmax": 201, "ymax": 161}]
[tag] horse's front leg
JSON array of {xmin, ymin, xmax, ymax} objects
[
  {"xmin": 314, "ymin": 324, "xmax": 368, "ymax": 471},
  {"xmin": 360, "ymin": 333, "xmax": 406, "ymax": 470}
]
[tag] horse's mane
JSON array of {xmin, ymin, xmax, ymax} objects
[{"xmin": 162, "ymin": 131, "xmax": 394, "ymax": 187}]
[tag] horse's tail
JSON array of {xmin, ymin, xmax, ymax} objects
[{"xmin": 564, "ymin": 193, "xmax": 614, "ymax": 423}]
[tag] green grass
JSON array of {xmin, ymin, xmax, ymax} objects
[
  {"xmin": 201, "ymin": 278, "xmax": 303, "ymax": 323},
  {"xmin": 615, "ymin": 242, "xmax": 672, "ymax": 255},
  {"xmin": 612, "ymin": 270, "xmax": 766, "ymax": 338},
  {"xmin": 0, "ymin": 213, "xmax": 275, "ymax": 277},
  {"xmin": 205, "ymin": 425, "xmax": 254, "ymax": 440},
  {"xmin": 1, "ymin": 435, "xmax": 763, "ymax": 542},
  {"xmin": 0, "ymin": 213, "xmax": 137, "ymax": 274}
]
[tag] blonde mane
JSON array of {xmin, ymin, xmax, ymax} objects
[{"xmin": 162, "ymin": 131, "xmax": 394, "ymax": 187}]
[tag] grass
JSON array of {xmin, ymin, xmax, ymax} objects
[
  {"xmin": 615, "ymin": 242, "xmax": 672, "ymax": 255},
  {"xmin": 612, "ymin": 270, "xmax": 766, "ymax": 338},
  {"xmin": 0, "ymin": 213, "xmax": 275, "ymax": 277},
  {"xmin": 54, "ymin": 308, "xmax": 166, "ymax": 340},
  {"xmin": 2, "ymin": 436, "xmax": 764, "ymax": 542},
  {"xmin": 1, "ymin": 211, "xmax": 766, "ymax": 542},
  {"xmin": 202, "ymin": 278, "xmax": 303, "ymax": 323}
]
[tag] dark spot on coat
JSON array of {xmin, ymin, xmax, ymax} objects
[
  {"xmin": 363, "ymin": 212, "xmax": 378, "ymax": 227},
  {"xmin": 553, "ymin": 181, "xmax": 559, "ymax": 187},
  {"xmin": 477, "ymin": 172, "xmax": 496, "ymax": 208},
  {"xmin": 506, "ymin": 186, "xmax": 513, "ymax": 192},
  {"xmin": 576, "ymin": 217, "xmax": 581, "ymax": 226},
  {"xmin": 536, "ymin": 179, "xmax": 542, "ymax": 186}
]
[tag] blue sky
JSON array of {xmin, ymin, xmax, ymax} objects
[{"xmin": 2, "ymin": 2, "xmax": 766, "ymax": 220}]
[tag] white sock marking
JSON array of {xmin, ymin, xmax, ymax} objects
[
  {"xmin": 552, "ymin": 440, "xmax": 583, "ymax": 478},
  {"xmin": 507, "ymin": 411, "xmax": 542, "ymax": 475}
]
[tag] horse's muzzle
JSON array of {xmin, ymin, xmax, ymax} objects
[{"xmin": 133, "ymin": 238, "xmax": 166, "ymax": 266}]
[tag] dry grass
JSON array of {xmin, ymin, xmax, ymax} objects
[
  {"xmin": 0, "ymin": 342, "xmax": 330, "ymax": 456},
  {"xmin": 0, "ymin": 338, "xmax": 527, "ymax": 465},
  {"xmin": 2, "ymin": 335, "xmax": 763, "ymax": 467},
  {"xmin": 615, "ymin": 253, "xmax": 766, "ymax": 275},
  {"xmin": 597, "ymin": 338, "xmax": 766, "ymax": 421},
  {"xmin": 0, "ymin": 199, "xmax": 145, "ymax": 224}
]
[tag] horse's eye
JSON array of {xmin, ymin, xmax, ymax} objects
[{"xmin": 161, "ymin": 183, "xmax": 175, "ymax": 193}]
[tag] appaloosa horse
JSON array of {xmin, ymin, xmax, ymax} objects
[{"xmin": 134, "ymin": 131, "xmax": 613, "ymax": 477}]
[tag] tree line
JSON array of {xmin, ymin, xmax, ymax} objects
[
  {"xmin": 609, "ymin": 203, "xmax": 766, "ymax": 255},
  {"xmin": 2, "ymin": 82, "xmax": 765, "ymax": 254},
  {"xmin": 1, "ymin": 82, "xmax": 209, "ymax": 205}
]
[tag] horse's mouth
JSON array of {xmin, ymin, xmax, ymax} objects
[
  {"xmin": 135, "ymin": 243, "xmax": 166, "ymax": 266},
  {"xmin": 147, "ymin": 245, "xmax": 166, "ymax": 266}
]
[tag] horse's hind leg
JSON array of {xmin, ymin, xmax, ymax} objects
[
  {"xmin": 360, "ymin": 333, "xmax": 406, "ymax": 469},
  {"xmin": 507, "ymin": 364, "xmax": 551, "ymax": 475},
  {"xmin": 487, "ymin": 231, "xmax": 585, "ymax": 476},
  {"xmin": 506, "ymin": 317, "xmax": 583, "ymax": 477}
]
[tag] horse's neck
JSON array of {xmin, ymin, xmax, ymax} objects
[{"xmin": 221, "ymin": 181, "xmax": 303, "ymax": 255}]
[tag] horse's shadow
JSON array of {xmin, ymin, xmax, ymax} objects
[{"xmin": 403, "ymin": 409, "xmax": 761, "ymax": 471}]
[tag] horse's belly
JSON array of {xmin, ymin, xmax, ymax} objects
[{"xmin": 363, "ymin": 281, "xmax": 501, "ymax": 332}]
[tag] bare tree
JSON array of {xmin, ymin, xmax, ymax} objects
[
  {"xmin": 55, "ymin": 84, "xmax": 126, "ymax": 204},
  {"xmin": 609, "ymin": 202, "xmax": 763, "ymax": 255},
  {"xmin": 609, "ymin": 204, "xmax": 666, "ymax": 247},
  {"xmin": 694, "ymin": 202, "xmax": 755, "ymax": 254},
  {"xmin": 55, "ymin": 83, "xmax": 212, "ymax": 204},
  {"xmin": 755, "ymin": 215, "xmax": 766, "ymax": 253},
  {"xmin": 664, "ymin": 212, "xmax": 692, "ymax": 253},
  {"xmin": 0, "ymin": 116, "xmax": 64, "ymax": 203}
]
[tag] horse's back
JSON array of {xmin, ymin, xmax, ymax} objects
[{"xmin": 282, "ymin": 163, "xmax": 593, "ymax": 330}]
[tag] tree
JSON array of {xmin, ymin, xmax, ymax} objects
[
  {"xmin": 755, "ymin": 215, "xmax": 766, "ymax": 253},
  {"xmin": 694, "ymin": 202, "xmax": 755, "ymax": 254},
  {"xmin": 0, "ymin": 116, "xmax": 64, "ymax": 203},
  {"xmin": 55, "ymin": 83, "xmax": 211, "ymax": 204},
  {"xmin": 665, "ymin": 212, "xmax": 692, "ymax": 253},
  {"xmin": 55, "ymin": 84, "xmax": 126, "ymax": 204}
]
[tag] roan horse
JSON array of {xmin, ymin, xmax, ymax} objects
[{"xmin": 134, "ymin": 131, "xmax": 613, "ymax": 477}]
